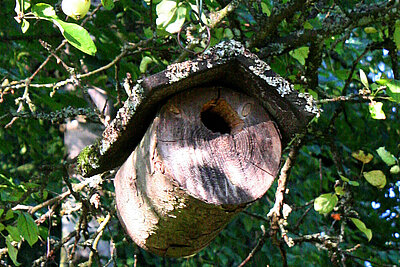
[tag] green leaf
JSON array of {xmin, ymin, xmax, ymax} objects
[
  {"xmin": 6, "ymin": 225, "xmax": 21, "ymax": 242},
  {"xmin": 6, "ymin": 235, "xmax": 21, "ymax": 266},
  {"xmin": 261, "ymin": 2, "xmax": 271, "ymax": 16},
  {"xmin": 143, "ymin": 27, "xmax": 153, "ymax": 39},
  {"xmin": 364, "ymin": 27, "xmax": 378, "ymax": 34},
  {"xmin": 368, "ymin": 101, "xmax": 386, "ymax": 120},
  {"xmin": 394, "ymin": 22, "xmax": 400, "ymax": 50},
  {"xmin": 32, "ymin": 3, "xmax": 57, "ymax": 19},
  {"xmin": 32, "ymin": 3, "xmax": 96, "ymax": 55},
  {"xmin": 21, "ymin": 19, "xmax": 29, "ymax": 33},
  {"xmin": 385, "ymin": 80, "xmax": 400, "ymax": 103},
  {"xmin": 376, "ymin": 78, "xmax": 390, "ymax": 86},
  {"xmin": 335, "ymin": 186, "xmax": 344, "ymax": 196},
  {"xmin": 156, "ymin": 0, "xmax": 178, "ymax": 28},
  {"xmin": 0, "ymin": 174, "xmax": 16, "ymax": 186},
  {"xmin": 363, "ymin": 170, "xmax": 386, "ymax": 189},
  {"xmin": 52, "ymin": 19, "xmax": 97, "ymax": 55},
  {"xmin": 38, "ymin": 226, "xmax": 49, "ymax": 240},
  {"xmin": 5, "ymin": 210, "xmax": 14, "ymax": 220},
  {"xmin": 289, "ymin": 47, "xmax": 309, "ymax": 65},
  {"xmin": 350, "ymin": 217, "xmax": 372, "ymax": 241},
  {"xmin": 359, "ymin": 69, "xmax": 369, "ymax": 89},
  {"xmin": 101, "ymin": 0, "xmax": 115, "ymax": 10},
  {"xmin": 351, "ymin": 150, "xmax": 373, "ymax": 163},
  {"xmin": 340, "ymin": 175, "xmax": 360, "ymax": 187},
  {"xmin": 17, "ymin": 212, "xmax": 39, "ymax": 246},
  {"xmin": 339, "ymin": 175, "xmax": 350, "ymax": 182},
  {"xmin": 390, "ymin": 165, "xmax": 400, "ymax": 174},
  {"xmin": 376, "ymin": 147, "xmax": 397, "ymax": 166},
  {"xmin": 303, "ymin": 21, "xmax": 313, "ymax": 30},
  {"xmin": 348, "ymin": 180, "xmax": 360, "ymax": 186},
  {"xmin": 314, "ymin": 193, "xmax": 338, "ymax": 214},
  {"xmin": 223, "ymin": 28, "xmax": 234, "ymax": 39},
  {"xmin": 165, "ymin": 6, "xmax": 187, "ymax": 33},
  {"xmin": 0, "ymin": 223, "xmax": 4, "ymax": 231},
  {"xmin": 140, "ymin": 56, "xmax": 154, "ymax": 73}
]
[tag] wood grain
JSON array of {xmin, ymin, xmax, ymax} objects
[
  {"xmin": 114, "ymin": 86, "xmax": 281, "ymax": 257},
  {"xmin": 157, "ymin": 86, "xmax": 281, "ymax": 204}
]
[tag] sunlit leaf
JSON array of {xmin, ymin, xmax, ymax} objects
[
  {"xmin": 363, "ymin": 170, "xmax": 386, "ymax": 189},
  {"xmin": 340, "ymin": 175, "xmax": 359, "ymax": 186},
  {"xmin": 32, "ymin": 3, "xmax": 57, "ymax": 18},
  {"xmin": 101, "ymin": 0, "xmax": 114, "ymax": 10},
  {"xmin": 368, "ymin": 101, "xmax": 386, "ymax": 120},
  {"xmin": 335, "ymin": 186, "xmax": 344, "ymax": 195},
  {"xmin": 165, "ymin": 6, "xmax": 186, "ymax": 34},
  {"xmin": 364, "ymin": 27, "xmax": 378, "ymax": 34},
  {"xmin": 340, "ymin": 175, "xmax": 350, "ymax": 182},
  {"xmin": 386, "ymin": 80, "xmax": 400, "ymax": 103},
  {"xmin": 261, "ymin": 2, "xmax": 271, "ymax": 16},
  {"xmin": 17, "ymin": 211, "xmax": 39, "ymax": 246},
  {"xmin": 350, "ymin": 217, "xmax": 372, "ymax": 241},
  {"xmin": 15, "ymin": 0, "xmax": 31, "ymax": 14},
  {"xmin": 314, "ymin": 193, "xmax": 338, "ymax": 214},
  {"xmin": 390, "ymin": 165, "xmax": 400, "ymax": 174},
  {"xmin": 359, "ymin": 69, "xmax": 369, "ymax": 89},
  {"xmin": 140, "ymin": 56, "xmax": 154, "ymax": 73},
  {"xmin": 289, "ymin": 47, "xmax": 309, "ymax": 65},
  {"xmin": 32, "ymin": 3, "xmax": 96, "ymax": 55},
  {"xmin": 376, "ymin": 147, "xmax": 397, "ymax": 166},
  {"xmin": 156, "ymin": 0, "xmax": 177, "ymax": 28},
  {"xmin": 21, "ymin": 19, "xmax": 29, "ymax": 33},
  {"xmin": 53, "ymin": 19, "xmax": 97, "ymax": 55},
  {"xmin": 351, "ymin": 150, "xmax": 373, "ymax": 163}
]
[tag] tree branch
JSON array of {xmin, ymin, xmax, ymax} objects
[{"xmin": 249, "ymin": 0, "xmax": 311, "ymax": 48}]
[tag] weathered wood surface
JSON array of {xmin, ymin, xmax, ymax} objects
[
  {"xmin": 77, "ymin": 40, "xmax": 319, "ymax": 177},
  {"xmin": 158, "ymin": 86, "xmax": 281, "ymax": 204},
  {"xmin": 114, "ymin": 86, "xmax": 281, "ymax": 257}
]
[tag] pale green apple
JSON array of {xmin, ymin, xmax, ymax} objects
[{"xmin": 62, "ymin": 0, "xmax": 91, "ymax": 20}]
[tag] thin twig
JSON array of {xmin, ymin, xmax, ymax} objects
[
  {"xmin": 175, "ymin": 0, "xmax": 243, "ymax": 62},
  {"xmin": 88, "ymin": 212, "xmax": 113, "ymax": 266},
  {"xmin": 237, "ymin": 225, "xmax": 267, "ymax": 267},
  {"xmin": 242, "ymin": 210, "xmax": 269, "ymax": 222},
  {"xmin": 267, "ymin": 136, "xmax": 304, "ymax": 218}
]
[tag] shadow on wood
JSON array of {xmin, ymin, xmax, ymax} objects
[{"xmin": 115, "ymin": 86, "xmax": 281, "ymax": 257}]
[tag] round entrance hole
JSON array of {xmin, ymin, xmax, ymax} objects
[{"xmin": 200, "ymin": 98, "xmax": 244, "ymax": 134}]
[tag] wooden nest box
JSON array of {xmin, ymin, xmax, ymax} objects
[{"xmin": 77, "ymin": 40, "xmax": 319, "ymax": 257}]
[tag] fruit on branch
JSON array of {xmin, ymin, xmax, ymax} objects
[{"xmin": 61, "ymin": 0, "xmax": 91, "ymax": 20}]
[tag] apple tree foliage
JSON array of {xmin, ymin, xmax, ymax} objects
[{"xmin": 1, "ymin": 0, "xmax": 400, "ymax": 266}]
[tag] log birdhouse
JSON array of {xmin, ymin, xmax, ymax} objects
[{"xmin": 77, "ymin": 40, "xmax": 319, "ymax": 257}]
